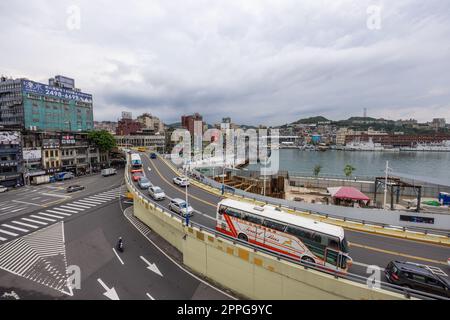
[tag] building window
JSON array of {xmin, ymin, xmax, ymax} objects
[{"xmin": 45, "ymin": 150, "xmax": 49, "ymax": 158}]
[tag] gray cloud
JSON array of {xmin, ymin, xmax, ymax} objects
[{"xmin": 1, "ymin": 0, "xmax": 449, "ymax": 125}]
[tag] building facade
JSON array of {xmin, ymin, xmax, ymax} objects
[
  {"xmin": 136, "ymin": 113, "xmax": 164, "ymax": 134},
  {"xmin": 116, "ymin": 118, "xmax": 142, "ymax": 135},
  {"xmin": 20, "ymin": 131, "xmax": 110, "ymax": 182},
  {"xmin": 115, "ymin": 134, "xmax": 166, "ymax": 152},
  {"xmin": 0, "ymin": 131, "xmax": 23, "ymax": 187},
  {"xmin": 181, "ymin": 113, "xmax": 204, "ymax": 137},
  {"xmin": 0, "ymin": 75, "xmax": 93, "ymax": 132}
]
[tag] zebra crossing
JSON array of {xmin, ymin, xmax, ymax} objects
[
  {"xmin": 124, "ymin": 209, "xmax": 151, "ymax": 236},
  {"xmin": 0, "ymin": 186, "xmax": 125, "ymax": 244},
  {"xmin": 0, "ymin": 222, "xmax": 71, "ymax": 295}
]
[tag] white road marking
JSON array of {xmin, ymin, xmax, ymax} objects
[
  {"xmin": 0, "ymin": 229, "xmax": 19, "ymax": 237},
  {"xmin": 59, "ymin": 205, "xmax": 84, "ymax": 211},
  {"xmin": 0, "ymin": 236, "xmax": 7, "ymax": 241},
  {"xmin": 45, "ymin": 210, "xmax": 71, "ymax": 217},
  {"xmin": 22, "ymin": 218, "xmax": 47, "ymax": 225},
  {"xmin": 1, "ymin": 224, "xmax": 28, "ymax": 233},
  {"xmin": 0, "ymin": 205, "xmax": 16, "ymax": 211},
  {"xmin": 38, "ymin": 212, "xmax": 65, "ymax": 219},
  {"xmin": 146, "ymin": 293, "xmax": 155, "ymax": 300},
  {"xmin": 112, "ymin": 248, "xmax": 124, "ymax": 265},
  {"xmin": 85, "ymin": 198, "xmax": 108, "ymax": 203},
  {"xmin": 92, "ymin": 195, "xmax": 116, "ymax": 200},
  {"xmin": 30, "ymin": 215, "xmax": 56, "ymax": 222},
  {"xmin": 78, "ymin": 199, "xmax": 103, "ymax": 205},
  {"xmin": 65, "ymin": 203, "xmax": 91, "ymax": 209},
  {"xmin": 11, "ymin": 221, "xmax": 39, "ymax": 229},
  {"xmin": 31, "ymin": 197, "xmax": 42, "ymax": 200},
  {"xmin": 52, "ymin": 207, "xmax": 78, "ymax": 213},
  {"xmin": 351, "ymin": 261, "xmax": 385, "ymax": 271},
  {"xmin": 73, "ymin": 201, "xmax": 96, "ymax": 207},
  {"xmin": 38, "ymin": 193, "xmax": 71, "ymax": 199},
  {"xmin": 11, "ymin": 200, "xmax": 43, "ymax": 207}
]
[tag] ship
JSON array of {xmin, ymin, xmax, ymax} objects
[{"xmin": 400, "ymin": 140, "xmax": 450, "ymax": 152}]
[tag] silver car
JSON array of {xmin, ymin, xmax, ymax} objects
[
  {"xmin": 138, "ymin": 177, "xmax": 152, "ymax": 189},
  {"xmin": 148, "ymin": 186, "xmax": 166, "ymax": 200},
  {"xmin": 173, "ymin": 176, "xmax": 190, "ymax": 187},
  {"xmin": 169, "ymin": 198, "xmax": 194, "ymax": 217}
]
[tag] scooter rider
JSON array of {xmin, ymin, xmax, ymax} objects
[{"xmin": 117, "ymin": 237, "xmax": 123, "ymax": 252}]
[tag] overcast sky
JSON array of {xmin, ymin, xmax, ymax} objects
[{"xmin": 1, "ymin": 0, "xmax": 449, "ymax": 125}]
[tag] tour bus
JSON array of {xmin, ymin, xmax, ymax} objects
[
  {"xmin": 216, "ymin": 199, "xmax": 352, "ymax": 272},
  {"xmin": 130, "ymin": 153, "xmax": 143, "ymax": 172}
]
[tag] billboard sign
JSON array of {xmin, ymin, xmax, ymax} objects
[
  {"xmin": 43, "ymin": 139, "xmax": 60, "ymax": 149},
  {"xmin": 23, "ymin": 148, "xmax": 42, "ymax": 161},
  {"xmin": 61, "ymin": 135, "xmax": 76, "ymax": 145},
  {"xmin": 22, "ymin": 80, "xmax": 92, "ymax": 103},
  {"xmin": 0, "ymin": 131, "xmax": 21, "ymax": 145}
]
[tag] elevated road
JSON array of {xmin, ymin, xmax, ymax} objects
[{"xmin": 137, "ymin": 153, "xmax": 450, "ymax": 279}]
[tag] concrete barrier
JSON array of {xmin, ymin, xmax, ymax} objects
[{"xmin": 126, "ymin": 175, "xmax": 411, "ymax": 300}]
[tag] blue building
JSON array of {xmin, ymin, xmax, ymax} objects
[{"xmin": 0, "ymin": 75, "xmax": 93, "ymax": 132}]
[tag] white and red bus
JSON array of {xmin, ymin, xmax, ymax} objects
[{"xmin": 216, "ymin": 199, "xmax": 352, "ymax": 272}]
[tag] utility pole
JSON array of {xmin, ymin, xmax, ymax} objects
[{"xmin": 383, "ymin": 160, "xmax": 389, "ymax": 209}]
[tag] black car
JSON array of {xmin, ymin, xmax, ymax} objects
[
  {"xmin": 385, "ymin": 261, "xmax": 450, "ymax": 298},
  {"xmin": 66, "ymin": 185, "xmax": 85, "ymax": 193}
]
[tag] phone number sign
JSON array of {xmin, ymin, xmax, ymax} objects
[{"xmin": 22, "ymin": 80, "xmax": 93, "ymax": 103}]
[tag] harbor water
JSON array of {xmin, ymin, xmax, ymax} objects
[{"xmin": 247, "ymin": 149, "xmax": 450, "ymax": 182}]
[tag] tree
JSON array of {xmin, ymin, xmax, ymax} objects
[
  {"xmin": 344, "ymin": 164, "xmax": 356, "ymax": 177},
  {"xmin": 88, "ymin": 130, "xmax": 116, "ymax": 152},
  {"xmin": 313, "ymin": 165, "xmax": 322, "ymax": 177}
]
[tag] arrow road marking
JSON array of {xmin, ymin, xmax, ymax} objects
[
  {"xmin": 146, "ymin": 293, "xmax": 155, "ymax": 300},
  {"xmin": 140, "ymin": 256, "xmax": 163, "ymax": 277},
  {"xmin": 97, "ymin": 278, "xmax": 120, "ymax": 300}
]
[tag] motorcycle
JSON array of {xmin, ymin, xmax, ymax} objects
[{"xmin": 116, "ymin": 239, "xmax": 124, "ymax": 252}]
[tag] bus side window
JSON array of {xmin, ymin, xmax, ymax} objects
[
  {"xmin": 263, "ymin": 220, "xmax": 286, "ymax": 232},
  {"xmin": 218, "ymin": 206, "xmax": 227, "ymax": 215},
  {"xmin": 246, "ymin": 215, "xmax": 262, "ymax": 224},
  {"xmin": 227, "ymin": 209, "xmax": 242, "ymax": 219}
]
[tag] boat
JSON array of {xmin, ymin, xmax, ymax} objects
[
  {"xmin": 343, "ymin": 138, "xmax": 385, "ymax": 151},
  {"xmin": 400, "ymin": 140, "xmax": 450, "ymax": 152}
]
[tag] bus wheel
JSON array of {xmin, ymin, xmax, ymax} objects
[
  {"xmin": 301, "ymin": 256, "xmax": 315, "ymax": 264},
  {"xmin": 238, "ymin": 233, "xmax": 248, "ymax": 242}
]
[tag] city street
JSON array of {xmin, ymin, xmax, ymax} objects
[
  {"xmin": 0, "ymin": 170, "xmax": 125, "ymax": 223},
  {"xmin": 138, "ymin": 153, "xmax": 450, "ymax": 280},
  {"xmin": 0, "ymin": 173, "xmax": 233, "ymax": 300}
]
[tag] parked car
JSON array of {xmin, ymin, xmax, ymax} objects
[
  {"xmin": 132, "ymin": 171, "xmax": 145, "ymax": 182},
  {"xmin": 385, "ymin": 261, "xmax": 450, "ymax": 298},
  {"xmin": 169, "ymin": 198, "xmax": 194, "ymax": 217},
  {"xmin": 0, "ymin": 186, "xmax": 8, "ymax": 193},
  {"xmin": 148, "ymin": 186, "xmax": 166, "ymax": 200},
  {"xmin": 138, "ymin": 177, "xmax": 152, "ymax": 189},
  {"xmin": 150, "ymin": 153, "xmax": 157, "ymax": 159},
  {"xmin": 66, "ymin": 185, "xmax": 85, "ymax": 193},
  {"xmin": 173, "ymin": 176, "xmax": 190, "ymax": 187}
]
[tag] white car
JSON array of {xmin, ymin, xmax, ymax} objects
[
  {"xmin": 169, "ymin": 198, "xmax": 194, "ymax": 217},
  {"xmin": 148, "ymin": 186, "xmax": 166, "ymax": 200},
  {"xmin": 0, "ymin": 186, "xmax": 8, "ymax": 193},
  {"xmin": 173, "ymin": 176, "xmax": 190, "ymax": 187}
]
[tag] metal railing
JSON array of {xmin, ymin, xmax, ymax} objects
[{"xmin": 124, "ymin": 164, "xmax": 448, "ymax": 300}]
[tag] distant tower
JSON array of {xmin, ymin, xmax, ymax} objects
[{"xmin": 363, "ymin": 108, "xmax": 367, "ymax": 118}]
